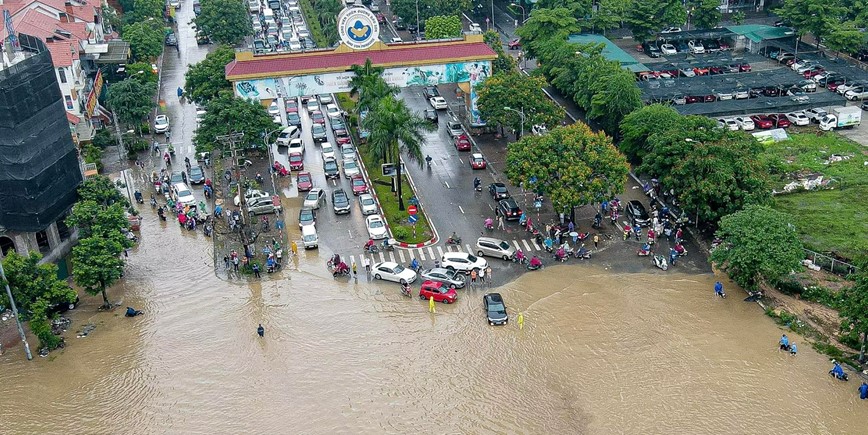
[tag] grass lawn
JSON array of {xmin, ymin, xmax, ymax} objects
[{"xmin": 763, "ymin": 132, "xmax": 868, "ymax": 261}]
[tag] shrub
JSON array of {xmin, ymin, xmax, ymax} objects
[{"xmin": 30, "ymin": 316, "xmax": 61, "ymax": 350}]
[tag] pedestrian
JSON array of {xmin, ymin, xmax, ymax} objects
[
  {"xmin": 364, "ymin": 257, "xmax": 371, "ymax": 272},
  {"xmin": 253, "ymin": 263, "xmax": 261, "ymax": 278},
  {"xmin": 352, "ymin": 259, "xmax": 357, "ymax": 276},
  {"xmin": 232, "ymin": 256, "xmax": 240, "ymax": 272},
  {"xmin": 593, "ymin": 234, "xmax": 599, "ymax": 249},
  {"xmin": 223, "ymin": 256, "xmax": 230, "ymax": 269},
  {"xmin": 675, "ymin": 227, "xmax": 684, "ymax": 244},
  {"xmin": 470, "ymin": 269, "xmax": 478, "ymax": 288},
  {"xmin": 601, "ymin": 200, "xmax": 608, "ymax": 214},
  {"xmin": 859, "ymin": 381, "xmax": 868, "ymax": 400},
  {"xmin": 714, "ymin": 281, "xmax": 725, "ymax": 298},
  {"xmin": 290, "ymin": 240, "xmax": 298, "ymax": 256},
  {"xmin": 567, "ymin": 220, "xmax": 574, "ymax": 233},
  {"xmin": 669, "ymin": 248, "xmax": 677, "ymax": 266},
  {"xmin": 478, "ymin": 266, "xmax": 485, "ymax": 284},
  {"xmin": 257, "ymin": 324, "xmax": 265, "ymax": 337},
  {"xmin": 497, "ymin": 215, "xmax": 505, "ymax": 230},
  {"xmin": 485, "ymin": 265, "xmax": 492, "ymax": 286},
  {"xmin": 790, "ymin": 343, "xmax": 797, "ymax": 356},
  {"xmin": 779, "ymin": 334, "xmax": 789, "ymax": 351}
]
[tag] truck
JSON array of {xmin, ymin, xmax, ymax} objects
[{"xmin": 819, "ymin": 106, "xmax": 862, "ymax": 131}]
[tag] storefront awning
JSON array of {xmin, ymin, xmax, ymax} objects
[{"xmin": 96, "ymin": 40, "xmax": 130, "ymax": 64}]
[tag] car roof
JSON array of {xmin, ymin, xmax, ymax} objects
[
  {"xmin": 471, "ymin": 153, "xmax": 483, "ymax": 158},
  {"xmin": 484, "ymin": 292, "xmax": 503, "ymax": 302},
  {"xmin": 309, "ymin": 187, "xmax": 322, "ymax": 193},
  {"xmin": 426, "ymin": 267, "xmax": 451, "ymax": 274},
  {"xmin": 443, "ymin": 252, "xmax": 469, "ymax": 259},
  {"xmin": 499, "ymin": 197, "xmax": 518, "ymax": 206},
  {"xmin": 366, "ymin": 214, "xmax": 382, "ymax": 221},
  {"xmin": 478, "ymin": 236, "xmax": 506, "ymax": 245},
  {"xmin": 374, "ymin": 261, "xmax": 398, "ymax": 268},
  {"xmin": 421, "ymin": 280, "xmax": 443, "ymax": 287}
]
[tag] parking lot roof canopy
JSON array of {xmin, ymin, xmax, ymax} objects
[
  {"xmin": 656, "ymin": 28, "xmax": 734, "ymax": 41},
  {"xmin": 567, "ymin": 34, "xmax": 649, "ymax": 72},
  {"xmin": 726, "ymin": 25, "xmax": 796, "ymax": 43}
]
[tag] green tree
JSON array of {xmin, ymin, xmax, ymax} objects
[
  {"xmin": 72, "ymin": 237, "xmax": 126, "ymax": 309},
  {"xmin": 619, "ymin": 104, "xmax": 684, "ymax": 162},
  {"xmin": 775, "ymin": 0, "xmax": 847, "ymax": 47},
  {"xmin": 76, "ymin": 175, "xmax": 128, "ymax": 207},
  {"xmin": 838, "ymin": 270, "xmax": 868, "ymax": 362},
  {"xmin": 106, "ymin": 78, "xmax": 157, "ymax": 126},
  {"xmin": 504, "ymin": 122, "xmax": 629, "ymax": 216},
  {"xmin": 515, "ymin": 8, "xmax": 580, "ymax": 60},
  {"xmin": 483, "ymin": 30, "xmax": 517, "ymax": 74},
  {"xmin": 589, "ymin": 0, "xmax": 626, "ymax": 35},
  {"xmin": 710, "ymin": 205, "xmax": 804, "ymax": 290},
  {"xmin": 184, "ymin": 45, "xmax": 235, "ymax": 104},
  {"xmin": 123, "ymin": 19, "xmax": 164, "ymax": 61},
  {"xmin": 476, "ymin": 72, "xmax": 564, "ymax": 137},
  {"xmin": 125, "ymin": 61, "xmax": 158, "ymax": 84},
  {"xmin": 391, "ymin": 0, "xmax": 470, "ymax": 25},
  {"xmin": 194, "ymin": 93, "xmax": 275, "ymax": 152},
  {"xmin": 194, "ymin": 0, "xmax": 253, "ymax": 45},
  {"xmin": 124, "ymin": 0, "xmax": 164, "ymax": 24},
  {"xmin": 731, "ymin": 11, "xmax": 746, "ymax": 25},
  {"xmin": 824, "ymin": 21, "xmax": 866, "ymax": 57},
  {"xmin": 362, "ymin": 96, "xmax": 434, "ymax": 210},
  {"xmin": 588, "ymin": 69, "xmax": 642, "ymax": 135},
  {"xmin": 624, "ymin": 0, "xmax": 684, "ymax": 42},
  {"xmin": 425, "ymin": 15, "xmax": 462, "ymax": 39},
  {"xmin": 688, "ymin": 0, "xmax": 721, "ymax": 29},
  {"xmin": 638, "ymin": 115, "xmax": 719, "ymax": 177},
  {"xmin": 348, "ymin": 59, "xmax": 395, "ymax": 114}
]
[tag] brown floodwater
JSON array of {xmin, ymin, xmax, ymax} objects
[{"xmin": 1, "ymin": 214, "xmax": 866, "ymax": 434}]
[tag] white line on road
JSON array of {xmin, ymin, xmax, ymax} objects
[
  {"xmin": 521, "ymin": 239, "xmax": 533, "ymax": 252},
  {"xmin": 398, "ymin": 250, "xmax": 406, "ymax": 263},
  {"xmin": 512, "ymin": 240, "xmax": 522, "ymax": 251},
  {"xmin": 458, "ymin": 205, "xmax": 464, "ymax": 214},
  {"xmin": 387, "ymin": 252, "xmax": 395, "ymax": 263},
  {"xmin": 427, "ymin": 246, "xmax": 435, "ymax": 259},
  {"xmin": 465, "ymin": 244, "xmax": 472, "ymax": 254},
  {"xmin": 436, "ymin": 246, "xmax": 444, "ymax": 257},
  {"xmin": 444, "ymin": 181, "xmax": 450, "ymax": 189},
  {"xmin": 348, "ymin": 229, "xmax": 352, "ymax": 239},
  {"xmin": 457, "ymin": 158, "xmax": 464, "ymax": 165},
  {"xmin": 531, "ymin": 239, "xmax": 542, "ymax": 251},
  {"xmin": 488, "ymin": 204, "xmax": 494, "ymax": 210},
  {"xmin": 378, "ymin": 252, "xmax": 386, "ymax": 262},
  {"xmin": 418, "ymin": 248, "xmax": 426, "ymax": 261}
]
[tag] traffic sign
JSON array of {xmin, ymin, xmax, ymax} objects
[
  {"xmin": 407, "ymin": 205, "xmax": 418, "ymax": 215},
  {"xmin": 408, "ymin": 214, "xmax": 418, "ymax": 223}
]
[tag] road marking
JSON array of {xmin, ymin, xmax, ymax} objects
[
  {"xmin": 348, "ymin": 255, "xmax": 355, "ymax": 267},
  {"xmin": 444, "ymin": 181, "xmax": 450, "ymax": 189},
  {"xmin": 522, "ymin": 239, "xmax": 533, "ymax": 251},
  {"xmin": 512, "ymin": 240, "xmax": 522, "ymax": 251},
  {"xmin": 387, "ymin": 252, "xmax": 395, "ymax": 263},
  {"xmin": 397, "ymin": 250, "xmax": 406, "ymax": 263},
  {"xmin": 458, "ymin": 205, "xmax": 464, "ymax": 214},
  {"xmin": 531, "ymin": 239, "xmax": 542, "ymax": 251},
  {"xmin": 427, "ymin": 246, "xmax": 435, "ymax": 259},
  {"xmin": 488, "ymin": 203, "xmax": 494, "ymax": 210},
  {"xmin": 418, "ymin": 248, "xmax": 426, "ymax": 261},
  {"xmin": 348, "ymin": 229, "xmax": 352, "ymax": 238},
  {"xmin": 465, "ymin": 244, "xmax": 473, "ymax": 254},
  {"xmin": 436, "ymin": 246, "xmax": 444, "ymax": 257},
  {"xmin": 379, "ymin": 252, "xmax": 387, "ymax": 262}
]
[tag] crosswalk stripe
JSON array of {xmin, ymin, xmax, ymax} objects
[
  {"xmin": 397, "ymin": 250, "xmax": 406, "ymax": 263},
  {"xmin": 465, "ymin": 244, "xmax": 473, "ymax": 254},
  {"xmin": 521, "ymin": 239, "xmax": 533, "ymax": 251},
  {"xmin": 348, "ymin": 255, "xmax": 355, "ymax": 266},
  {"xmin": 436, "ymin": 246, "xmax": 444, "ymax": 257},
  {"xmin": 512, "ymin": 240, "xmax": 522, "ymax": 251},
  {"xmin": 531, "ymin": 238, "xmax": 541, "ymax": 251},
  {"xmin": 427, "ymin": 246, "xmax": 435, "ymax": 259},
  {"xmin": 388, "ymin": 251, "xmax": 396, "ymax": 263},
  {"xmin": 378, "ymin": 252, "xmax": 385, "ymax": 262},
  {"xmin": 417, "ymin": 248, "xmax": 426, "ymax": 261}
]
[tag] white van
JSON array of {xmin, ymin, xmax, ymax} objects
[
  {"xmin": 247, "ymin": 0, "xmax": 259, "ymax": 13},
  {"xmin": 262, "ymin": 8, "xmax": 274, "ymax": 21},
  {"xmin": 302, "ymin": 225, "xmax": 319, "ymax": 249}
]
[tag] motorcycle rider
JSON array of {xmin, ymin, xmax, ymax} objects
[
  {"xmin": 484, "ymin": 217, "xmax": 493, "ymax": 230},
  {"xmin": 448, "ymin": 232, "xmax": 460, "ymax": 244},
  {"xmin": 401, "ymin": 281, "xmax": 412, "ymax": 296},
  {"xmin": 830, "ymin": 360, "xmax": 846, "ymax": 380},
  {"xmin": 529, "ymin": 256, "xmax": 542, "ymax": 269},
  {"xmin": 364, "ymin": 239, "xmax": 375, "ymax": 252},
  {"xmin": 473, "ymin": 177, "xmax": 481, "ymax": 191},
  {"xmin": 410, "ymin": 258, "xmax": 420, "ymax": 271},
  {"xmin": 638, "ymin": 243, "xmax": 651, "ymax": 255},
  {"xmin": 515, "ymin": 249, "xmax": 525, "ymax": 263},
  {"xmin": 555, "ymin": 246, "xmax": 566, "ymax": 262}
]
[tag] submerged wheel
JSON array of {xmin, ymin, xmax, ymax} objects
[{"xmin": 374, "ymin": 274, "xmax": 381, "ymax": 280}]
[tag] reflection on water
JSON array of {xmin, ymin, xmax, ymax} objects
[{"xmin": 1, "ymin": 213, "xmax": 866, "ymax": 434}]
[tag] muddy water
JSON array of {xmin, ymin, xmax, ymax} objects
[{"xmin": 1, "ymin": 215, "xmax": 866, "ymax": 434}]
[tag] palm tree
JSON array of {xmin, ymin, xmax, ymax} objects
[
  {"xmin": 349, "ymin": 59, "xmax": 395, "ymax": 114},
  {"xmin": 362, "ymin": 96, "xmax": 434, "ymax": 210}
]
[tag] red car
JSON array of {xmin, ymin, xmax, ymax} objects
[
  {"xmin": 284, "ymin": 99, "xmax": 299, "ymax": 113},
  {"xmin": 335, "ymin": 134, "xmax": 351, "ymax": 145},
  {"xmin": 454, "ymin": 134, "xmax": 471, "ymax": 151},
  {"xmin": 703, "ymin": 94, "xmax": 716, "ymax": 102},
  {"xmin": 685, "ymin": 95, "xmax": 703, "ymax": 104},
  {"xmin": 296, "ymin": 171, "xmax": 312, "ymax": 191},
  {"xmin": 469, "ymin": 152, "xmax": 487, "ymax": 169},
  {"xmin": 288, "ymin": 152, "xmax": 304, "ymax": 170},
  {"xmin": 750, "ymin": 114, "xmax": 774, "ymax": 129},
  {"xmin": 739, "ymin": 63, "xmax": 752, "ymax": 72},
  {"xmin": 826, "ymin": 79, "xmax": 845, "ymax": 91},
  {"xmin": 310, "ymin": 110, "xmax": 326, "ymax": 124},
  {"xmin": 350, "ymin": 174, "xmax": 368, "ymax": 195},
  {"xmin": 768, "ymin": 114, "xmax": 791, "ymax": 128},
  {"xmin": 419, "ymin": 280, "xmax": 457, "ymax": 304},
  {"xmin": 803, "ymin": 67, "xmax": 825, "ymax": 78},
  {"xmin": 508, "ymin": 38, "xmax": 521, "ymax": 50},
  {"xmin": 693, "ymin": 66, "xmax": 709, "ymax": 76}
]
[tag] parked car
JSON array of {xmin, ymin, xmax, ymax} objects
[
  {"xmin": 332, "ymin": 188, "xmax": 351, "ymax": 214},
  {"xmin": 424, "ymin": 108, "xmax": 438, "ymax": 123},
  {"xmin": 423, "ymin": 86, "xmax": 440, "ymax": 99},
  {"xmin": 454, "ymin": 134, "xmax": 471, "ymax": 151},
  {"xmin": 358, "ymin": 193, "xmax": 378, "ymax": 215},
  {"xmin": 371, "ymin": 262, "xmax": 417, "ymax": 284},
  {"xmin": 234, "ymin": 189, "xmax": 269, "ymax": 206},
  {"xmin": 365, "ymin": 214, "xmax": 388, "ymax": 240},
  {"xmin": 660, "ymin": 44, "xmax": 677, "ymax": 55},
  {"xmin": 796, "ymin": 79, "xmax": 817, "ymax": 92},
  {"xmin": 687, "ymin": 40, "xmax": 705, "ymax": 54},
  {"xmin": 805, "ymin": 108, "xmax": 827, "ymax": 123},
  {"xmin": 497, "ymin": 198, "xmax": 522, "ymax": 221},
  {"xmin": 709, "ymin": 65, "xmax": 724, "ymax": 75},
  {"xmin": 750, "ymin": 114, "xmax": 774, "ymax": 129},
  {"xmin": 660, "ymin": 27, "xmax": 681, "ymax": 33},
  {"xmin": 488, "ymin": 182, "xmax": 509, "ymax": 200},
  {"xmin": 680, "ymin": 68, "xmax": 696, "ymax": 78},
  {"xmin": 154, "ymin": 115, "xmax": 170, "ymax": 133},
  {"xmin": 246, "ymin": 196, "xmax": 281, "ymax": 215},
  {"xmin": 288, "ymin": 152, "xmax": 304, "ymax": 170},
  {"xmin": 786, "ymin": 111, "xmax": 810, "ymax": 126},
  {"xmin": 714, "ymin": 91, "xmax": 733, "ymax": 101},
  {"xmin": 734, "ymin": 116, "xmax": 755, "ymax": 130},
  {"xmin": 718, "ymin": 118, "xmax": 739, "ymax": 131},
  {"xmin": 483, "ymin": 293, "xmax": 508, "ymax": 326},
  {"xmin": 768, "ymin": 113, "xmax": 791, "ymax": 128},
  {"xmin": 420, "ymin": 268, "xmax": 466, "ymax": 289},
  {"xmin": 475, "ymin": 237, "xmax": 516, "ymax": 261},
  {"xmin": 642, "ymin": 42, "xmax": 662, "ymax": 58},
  {"xmin": 429, "ymin": 96, "xmax": 448, "ymax": 110},
  {"xmin": 188, "ymin": 165, "xmax": 205, "ymax": 184},
  {"xmin": 440, "ymin": 252, "xmax": 487, "ymax": 274},
  {"xmin": 419, "ymin": 280, "xmax": 456, "ymax": 304},
  {"xmin": 734, "ymin": 89, "xmax": 750, "ymax": 99},
  {"xmin": 303, "ymin": 187, "xmax": 326, "ymax": 209},
  {"xmin": 296, "ymin": 172, "xmax": 313, "ymax": 191},
  {"xmin": 625, "ymin": 200, "xmax": 650, "ymax": 226},
  {"xmin": 311, "ymin": 124, "xmax": 327, "ymax": 142}
]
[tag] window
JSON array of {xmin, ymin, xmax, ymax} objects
[
  {"xmin": 58, "ymin": 67, "xmax": 67, "ymax": 83},
  {"xmin": 36, "ymin": 230, "xmax": 50, "ymax": 254}
]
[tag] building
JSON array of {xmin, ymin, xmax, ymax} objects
[{"xmin": 0, "ymin": 34, "xmax": 84, "ymax": 265}]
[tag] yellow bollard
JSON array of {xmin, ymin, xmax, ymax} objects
[
  {"xmin": 518, "ymin": 313, "xmax": 524, "ymax": 330},
  {"xmin": 429, "ymin": 295, "xmax": 436, "ymax": 313}
]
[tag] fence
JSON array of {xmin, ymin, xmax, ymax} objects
[{"xmin": 804, "ymin": 248, "xmax": 859, "ymax": 277}]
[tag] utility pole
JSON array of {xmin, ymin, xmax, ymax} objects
[
  {"xmin": 0, "ymin": 260, "xmax": 33, "ymax": 360},
  {"xmin": 216, "ymin": 132, "xmax": 248, "ymax": 247},
  {"xmin": 112, "ymin": 110, "xmax": 126, "ymax": 165}
]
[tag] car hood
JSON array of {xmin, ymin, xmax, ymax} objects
[{"xmin": 488, "ymin": 310, "xmax": 508, "ymax": 321}]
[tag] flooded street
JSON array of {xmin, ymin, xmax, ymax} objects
[{"xmin": 1, "ymin": 209, "xmax": 866, "ymax": 434}]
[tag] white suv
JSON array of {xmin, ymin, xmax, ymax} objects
[{"xmin": 441, "ymin": 252, "xmax": 488, "ymax": 274}]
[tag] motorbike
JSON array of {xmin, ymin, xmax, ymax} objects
[
  {"xmin": 673, "ymin": 243, "xmax": 688, "ymax": 257},
  {"xmin": 203, "ymin": 224, "xmax": 213, "ymax": 237},
  {"xmin": 446, "ymin": 236, "xmax": 462, "ymax": 245},
  {"xmin": 149, "ymin": 194, "xmax": 157, "ymax": 208},
  {"xmin": 157, "ymin": 207, "xmax": 166, "ymax": 221},
  {"xmin": 409, "ymin": 259, "xmax": 421, "ymax": 272},
  {"xmin": 381, "ymin": 240, "xmax": 395, "ymax": 252},
  {"xmin": 400, "ymin": 283, "xmax": 413, "ymax": 297},
  {"xmin": 553, "ymin": 248, "xmax": 568, "ymax": 262},
  {"xmin": 653, "ymin": 255, "xmax": 669, "ymax": 271},
  {"xmin": 574, "ymin": 244, "xmax": 591, "ymax": 260},
  {"xmin": 331, "ymin": 262, "xmax": 350, "ymax": 277},
  {"xmin": 542, "ymin": 237, "xmax": 555, "ymax": 253},
  {"xmin": 576, "ymin": 231, "xmax": 590, "ymax": 242},
  {"xmin": 134, "ymin": 190, "xmax": 144, "ymax": 204},
  {"xmin": 484, "ymin": 218, "xmax": 494, "ymax": 231},
  {"xmin": 513, "ymin": 250, "xmax": 528, "ymax": 265},
  {"xmin": 364, "ymin": 244, "xmax": 380, "ymax": 254},
  {"xmin": 527, "ymin": 258, "xmax": 543, "ymax": 270},
  {"xmin": 637, "ymin": 244, "xmax": 652, "ymax": 256},
  {"xmin": 592, "ymin": 214, "xmax": 603, "ymax": 229},
  {"xmin": 473, "ymin": 178, "xmax": 482, "ymax": 192},
  {"xmin": 829, "ymin": 369, "xmax": 849, "ymax": 381}
]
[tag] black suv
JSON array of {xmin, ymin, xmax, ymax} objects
[
  {"xmin": 497, "ymin": 198, "xmax": 522, "ymax": 221},
  {"xmin": 424, "ymin": 108, "xmax": 438, "ymax": 123},
  {"xmin": 626, "ymin": 200, "xmax": 651, "ymax": 226},
  {"xmin": 424, "ymin": 86, "xmax": 440, "ymax": 99},
  {"xmin": 483, "ymin": 293, "xmax": 508, "ymax": 326},
  {"xmin": 488, "ymin": 182, "xmax": 509, "ymax": 200},
  {"xmin": 323, "ymin": 157, "xmax": 339, "ymax": 179},
  {"xmin": 332, "ymin": 189, "xmax": 351, "ymax": 214}
]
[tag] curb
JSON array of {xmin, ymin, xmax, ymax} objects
[{"xmin": 398, "ymin": 162, "xmax": 439, "ymax": 247}]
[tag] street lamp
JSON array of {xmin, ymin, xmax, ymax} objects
[
  {"xmin": 504, "ymin": 106, "xmax": 525, "ymax": 138},
  {"xmin": 510, "ymin": 2, "xmax": 526, "ymax": 26}
]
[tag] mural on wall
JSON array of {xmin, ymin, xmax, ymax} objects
[{"xmin": 233, "ymin": 61, "xmax": 492, "ymax": 126}]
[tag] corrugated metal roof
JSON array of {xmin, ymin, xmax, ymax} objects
[
  {"xmin": 726, "ymin": 25, "xmax": 796, "ymax": 43},
  {"xmin": 567, "ymin": 34, "xmax": 648, "ymax": 72}
]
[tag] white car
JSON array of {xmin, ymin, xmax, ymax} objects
[
  {"xmin": 321, "ymin": 142, "xmax": 336, "ymax": 160},
  {"xmin": 234, "ymin": 189, "xmax": 271, "ymax": 206},
  {"xmin": 358, "ymin": 193, "xmax": 378, "ymax": 215},
  {"xmin": 475, "ymin": 237, "xmax": 516, "ymax": 261},
  {"xmin": 342, "ymin": 158, "xmax": 360, "ymax": 178},
  {"xmin": 371, "ymin": 262, "xmax": 417, "ymax": 284},
  {"xmin": 429, "ymin": 96, "xmax": 448, "ymax": 110},
  {"xmin": 341, "ymin": 143, "xmax": 356, "ymax": 161},
  {"xmin": 734, "ymin": 89, "xmax": 750, "ymax": 99},
  {"xmin": 318, "ymin": 93, "xmax": 333, "ymax": 104},
  {"xmin": 786, "ymin": 111, "xmax": 810, "ymax": 126},
  {"xmin": 660, "ymin": 27, "xmax": 682, "ymax": 33},
  {"xmin": 440, "ymin": 252, "xmax": 488, "ymax": 274},
  {"xmin": 365, "ymin": 214, "xmax": 388, "ymax": 240},
  {"xmin": 688, "ymin": 40, "xmax": 705, "ymax": 54},
  {"xmin": 325, "ymin": 103, "xmax": 341, "ymax": 118},
  {"xmin": 303, "ymin": 187, "xmax": 326, "ymax": 209},
  {"xmin": 714, "ymin": 91, "xmax": 733, "ymax": 101},
  {"xmin": 268, "ymin": 101, "xmax": 280, "ymax": 115},
  {"xmin": 172, "ymin": 182, "xmax": 195, "ymax": 205},
  {"xmin": 287, "ymin": 138, "xmax": 304, "ymax": 155},
  {"xmin": 272, "ymin": 114, "xmax": 282, "ymax": 125},
  {"xmin": 680, "ymin": 68, "xmax": 696, "ymax": 78},
  {"xmin": 718, "ymin": 118, "xmax": 739, "ymax": 131},
  {"xmin": 660, "ymin": 44, "xmax": 677, "ymax": 55},
  {"xmin": 306, "ymin": 99, "xmax": 320, "ymax": 112},
  {"xmin": 154, "ymin": 115, "xmax": 170, "ymax": 133},
  {"xmin": 276, "ymin": 126, "xmax": 300, "ymax": 145},
  {"xmin": 805, "ymin": 108, "xmax": 827, "ymax": 122},
  {"xmin": 734, "ymin": 117, "xmax": 755, "ymax": 131},
  {"xmin": 845, "ymin": 88, "xmax": 868, "ymax": 100}
]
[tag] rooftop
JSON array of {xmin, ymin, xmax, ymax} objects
[
  {"xmin": 567, "ymin": 34, "xmax": 649, "ymax": 73},
  {"xmin": 725, "ymin": 25, "xmax": 796, "ymax": 43}
]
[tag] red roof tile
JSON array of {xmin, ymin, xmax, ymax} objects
[
  {"xmin": 14, "ymin": 9, "xmax": 90, "ymax": 41},
  {"xmin": 226, "ymin": 41, "xmax": 497, "ymax": 80},
  {"xmin": 45, "ymin": 41, "xmax": 79, "ymax": 66}
]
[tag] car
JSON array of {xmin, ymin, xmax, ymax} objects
[
  {"xmin": 350, "ymin": 174, "xmax": 368, "ymax": 195},
  {"xmin": 734, "ymin": 89, "xmax": 750, "ymax": 99},
  {"xmin": 341, "ymin": 143, "xmax": 356, "ymax": 161},
  {"xmin": 154, "ymin": 115, "xmax": 170, "ymax": 134},
  {"xmin": 188, "ymin": 165, "xmax": 205, "ymax": 184},
  {"xmin": 276, "ymin": 126, "xmax": 300, "ymax": 145},
  {"xmin": 508, "ymin": 38, "xmax": 521, "ymax": 50},
  {"xmin": 687, "ymin": 40, "xmax": 705, "ymax": 54},
  {"xmin": 816, "ymin": 73, "xmax": 844, "ymax": 85},
  {"xmin": 705, "ymin": 40, "xmax": 721, "ymax": 52},
  {"xmin": 714, "ymin": 91, "xmax": 732, "ymax": 101},
  {"xmin": 423, "ymin": 86, "xmax": 440, "ymax": 99},
  {"xmin": 488, "ymin": 182, "xmax": 509, "ymax": 200},
  {"xmin": 286, "ymin": 138, "xmax": 304, "ymax": 155},
  {"xmin": 675, "ymin": 41, "xmax": 689, "ymax": 53},
  {"xmin": 332, "ymin": 188, "xmax": 351, "ymax": 214},
  {"xmin": 718, "ymin": 118, "xmax": 739, "ymax": 131},
  {"xmin": 246, "ymin": 196, "xmax": 281, "ymax": 215},
  {"xmin": 195, "ymin": 31, "xmax": 210, "ymax": 45},
  {"xmin": 366, "ymin": 214, "xmax": 388, "ymax": 240},
  {"xmin": 423, "ymin": 108, "xmax": 438, "ymax": 123},
  {"xmin": 671, "ymin": 95, "xmax": 687, "ymax": 105},
  {"xmin": 330, "ymin": 118, "xmax": 348, "ymax": 136},
  {"xmin": 786, "ymin": 111, "xmax": 810, "ymax": 126},
  {"xmin": 680, "ymin": 68, "xmax": 696, "ymax": 78},
  {"xmin": 419, "ymin": 280, "xmax": 457, "ymax": 303},
  {"xmin": 358, "ymin": 193, "xmax": 378, "ymax": 215},
  {"xmin": 318, "ymin": 94, "xmax": 333, "ymax": 104},
  {"xmin": 725, "ymin": 64, "xmax": 741, "ymax": 73},
  {"xmin": 483, "ymin": 293, "xmax": 508, "ymax": 326},
  {"xmin": 394, "ymin": 17, "xmax": 406, "ymax": 30},
  {"xmin": 625, "ymin": 200, "xmax": 650, "ymax": 226},
  {"xmin": 497, "ymin": 198, "xmax": 522, "ymax": 221},
  {"xmin": 377, "ymin": 12, "xmax": 386, "ymax": 23},
  {"xmin": 429, "ymin": 96, "xmax": 448, "ymax": 110},
  {"xmin": 447, "ymin": 120, "xmax": 463, "ymax": 137},
  {"xmin": 234, "ymin": 189, "xmax": 270, "ymax": 206},
  {"xmin": 335, "ymin": 133, "xmax": 352, "ymax": 145},
  {"xmin": 303, "ymin": 188, "xmax": 326, "ymax": 209},
  {"xmin": 323, "ymin": 157, "xmax": 339, "ymax": 179},
  {"xmin": 827, "ymin": 79, "xmax": 847, "ymax": 92},
  {"xmin": 321, "ymin": 142, "xmax": 336, "ymax": 160},
  {"xmin": 845, "ymin": 87, "xmax": 868, "ymax": 100},
  {"xmin": 802, "ymin": 66, "xmax": 826, "ymax": 78},
  {"xmin": 642, "ymin": 42, "xmax": 662, "ymax": 58},
  {"xmin": 862, "ymin": 101, "xmax": 868, "ymax": 111},
  {"xmin": 792, "ymin": 59, "xmax": 818, "ymax": 71},
  {"xmin": 441, "ymin": 252, "xmax": 487, "ymax": 274},
  {"xmin": 660, "ymin": 44, "xmax": 677, "ymax": 55},
  {"xmin": 311, "ymin": 124, "xmax": 327, "ymax": 142},
  {"xmin": 734, "ymin": 116, "xmax": 755, "ymax": 131},
  {"xmin": 272, "ymin": 114, "xmax": 282, "ymax": 125},
  {"xmin": 325, "ymin": 103, "xmax": 341, "ymax": 118},
  {"xmin": 172, "ymin": 182, "xmax": 195, "ymax": 205},
  {"xmin": 750, "ymin": 114, "xmax": 774, "ymax": 129},
  {"xmin": 837, "ymin": 81, "xmax": 867, "ymax": 95},
  {"xmin": 454, "ymin": 134, "xmax": 471, "ymax": 151},
  {"xmin": 296, "ymin": 171, "xmax": 313, "ymax": 191},
  {"xmin": 286, "ymin": 112, "xmax": 301, "ymax": 127},
  {"xmin": 342, "ymin": 158, "xmax": 360, "ymax": 178},
  {"xmin": 420, "ymin": 268, "xmax": 466, "ymax": 289},
  {"xmin": 776, "ymin": 52, "xmax": 795, "ymax": 63},
  {"xmin": 660, "ymin": 26, "xmax": 682, "ymax": 33},
  {"xmin": 469, "ymin": 153, "xmax": 487, "ymax": 169},
  {"xmin": 371, "ymin": 261, "xmax": 417, "ymax": 284},
  {"xmin": 685, "ymin": 95, "xmax": 703, "ymax": 104},
  {"xmin": 693, "ymin": 66, "xmax": 709, "ymax": 76},
  {"xmin": 284, "ymin": 98, "xmax": 299, "ymax": 113},
  {"xmin": 288, "ymin": 152, "xmax": 304, "ymax": 170},
  {"xmin": 768, "ymin": 114, "xmax": 791, "ymax": 128},
  {"xmin": 475, "ymin": 237, "xmax": 516, "ymax": 261},
  {"xmin": 268, "ymin": 101, "xmax": 280, "ymax": 116},
  {"xmin": 298, "ymin": 207, "xmax": 315, "ymax": 228},
  {"xmin": 165, "ymin": 33, "xmax": 178, "ymax": 46},
  {"xmin": 805, "ymin": 108, "xmax": 827, "ymax": 122},
  {"xmin": 796, "ymin": 79, "xmax": 817, "ymax": 92},
  {"xmin": 709, "ymin": 65, "xmax": 724, "ymax": 75},
  {"xmin": 195, "ymin": 108, "xmax": 207, "ymax": 126},
  {"xmin": 762, "ymin": 86, "xmax": 781, "ymax": 97},
  {"xmin": 170, "ymin": 170, "xmax": 186, "ymax": 185},
  {"xmin": 310, "ymin": 110, "xmax": 326, "ymax": 125},
  {"xmin": 306, "ymin": 100, "xmax": 320, "ymax": 113}
]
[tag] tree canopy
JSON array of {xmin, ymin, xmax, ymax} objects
[
  {"xmin": 504, "ymin": 122, "xmax": 629, "ymax": 214},
  {"xmin": 476, "ymin": 72, "xmax": 564, "ymax": 137},
  {"xmin": 194, "ymin": 0, "xmax": 253, "ymax": 45},
  {"xmin": 184, "ymin": 45, "xmax": 235, "ymax": 104},
  {"xmin": 624, "ymin": 0, "xmax": 684, "ymax": 42},
  {"xmin": 711, "ymin": 206, "xmax": 804, "ymax": 290},
  {"xmin": 391, "ymin": 0, "xmax": 470, "ymax": 25},
  {"xmin": 687, "ymin": 0, "xmax": 722, "ymax": 30},
  {"xmin": 515, "ymin": 8, "xmax": 580, "ymax": 60},
  {"xmin": 425, "ymin": 15, "xmax": 462, "ymax": 40},
  {"xmin": 72, "ymin": 237, "xmax": 126, "ymax": 308},
  {"xmin": 483, "ymin": 30, "xmax": 517, "ymax": 74},
  {"xmin": 123, "ymin": 19, "xmax": 164, "ymax": 61},
  {"xmin": 775, "ymin": 0, "xmax": 847, "ymax": 45},
  {"xmin": 619, "ymin": 104, "xmax": 684, "ymax": 162},
  {"xmin": 839, "ymin": 270, "xmax": 868, "ymax": 362},
  {"xmin": 588, "ymin": 68, "xmax": 642, "ymax": 135},
  {"xmin": 194, "ymin": 92, "xmax": 276, "ymax": 152},
  {"xmin": 106, "ymin": 78, "xmax": 157, "ymax": 126}
]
